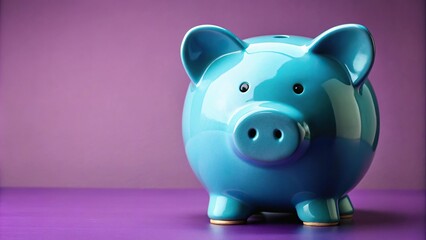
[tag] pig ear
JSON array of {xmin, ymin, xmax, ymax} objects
[
  {"xmin": 181, "ymin": 25, "xmax": 247, "ymax": 85},
  {"xmin": 309, "ymin": 24, "xmax": 375, "ymax": 88}
]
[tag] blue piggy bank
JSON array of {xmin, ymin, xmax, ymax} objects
[{"xmin": 180, "ymin": 24, "xmax": 379, "ymax": 226}]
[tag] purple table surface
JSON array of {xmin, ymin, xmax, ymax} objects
[{"xmin": 0, "ymin": 188, "xmax": 424, "ymax": 240}]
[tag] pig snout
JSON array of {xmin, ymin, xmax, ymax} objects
[{"xmin": 233, "ymin": 111, "xmax": 303, "ymax": 163}]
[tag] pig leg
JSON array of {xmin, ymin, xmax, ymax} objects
[
  {"xmin": 295, "ymin": 198, "xmax": 339, "ymax": 226},
  {"xmin": 338, "ymin": 195, "xmax": 354, "ymax": 219},
  {"xmin": 208, "ymin": 194, "xmax": 253, "ymax": 225}
]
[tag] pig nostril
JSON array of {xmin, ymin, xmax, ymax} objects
[
  {"xmin": 248, "ymin": 128, "xmax": 257, "ymax": 139},
  {"xmin": 273, "ymin": 129, "xmax": 283, "ymax": 140}
]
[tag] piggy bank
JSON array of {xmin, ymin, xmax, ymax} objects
[{"xmin": 180, "ymin": 24, "xmax": 379, "ymax": 226}]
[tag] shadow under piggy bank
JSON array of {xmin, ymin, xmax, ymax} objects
[{"xmin": 185, "ymin": 209, "xmax": 415, "ymax": 239}]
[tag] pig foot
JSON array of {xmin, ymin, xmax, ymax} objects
[
  {"xmin": 295, "ymin": 198, "xmax": 339, "ymax": 226},
  {"xmin": 339, "ymin": 195, "xmax": 354, "ymax": 219},
  {"xmin": 208, "ymin": 194, "xmax": 253, "ymax": 225}
]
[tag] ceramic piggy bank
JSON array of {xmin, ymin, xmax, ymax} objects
[{"xmin": 180, "ymin": 24, "xmax": 379, "ymax": 226}]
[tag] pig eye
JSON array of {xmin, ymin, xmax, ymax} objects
[
  {"xmin": 239, "ymin": 82, "xmax": 249, "ymax": 93},
  {"xmin": 293, "ymin": 83, "xmax": 304, "ymax": 94}
]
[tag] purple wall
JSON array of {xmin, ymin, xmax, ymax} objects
[{"xmin": 0, "ymin": 0, "xmax": 424, "ymax": 189}]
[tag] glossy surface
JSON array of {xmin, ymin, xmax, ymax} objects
[
  {"xmin": 233, "ymin": 110, "xmax": 302, "ymax": 162},
  {"xmin": 181, "ymin": 24, "xmax": 379, "ymax": 225},
  {"xmin": 0, "ymin": 188, "xmax": 424, "ymax": 240}
]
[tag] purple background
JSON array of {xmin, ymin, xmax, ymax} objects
[{"xmin": 0, "ymin": 0, "xmax": 424, "ymax": 189}]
